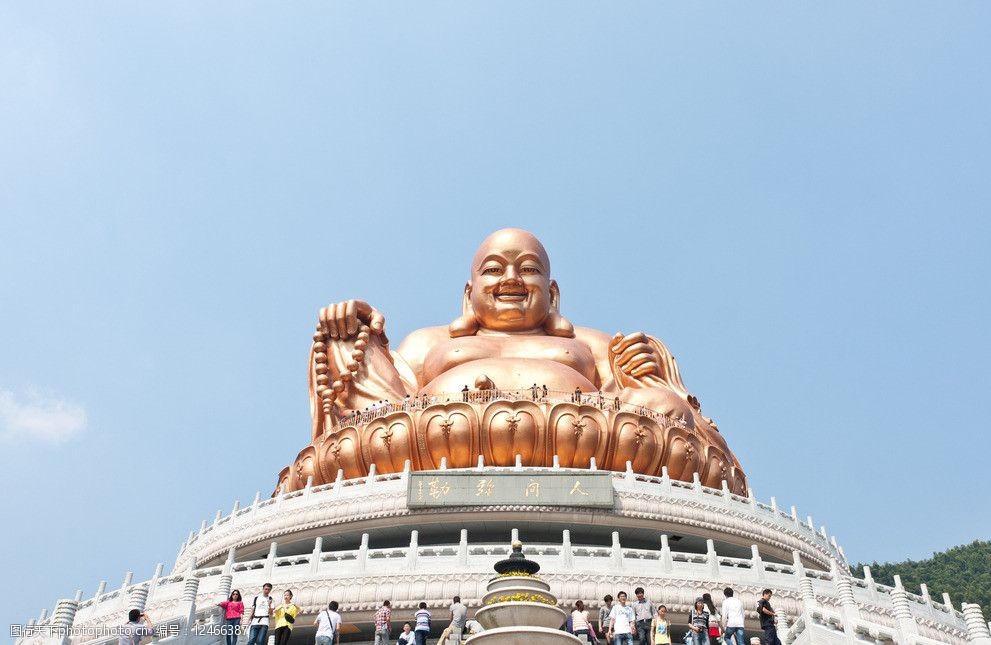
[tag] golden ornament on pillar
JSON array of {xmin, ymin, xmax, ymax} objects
[{"xmin": 277, "ymin": 228, "xmax": 746, "ymax": 495}]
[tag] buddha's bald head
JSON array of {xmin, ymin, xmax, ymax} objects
[
  {"xmin": 470, "ymin": 228, "xmax": 551, "ymax": 277},
  {"xmin": 449, "ymin": 228, "xmax": 572, "ymax": 337}
]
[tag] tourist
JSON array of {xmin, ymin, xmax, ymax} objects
[
  {"xmin": 650, "ymin": 605, "xmax": 670, "ymax": 645},
  {"xmin": 606, "ymin": 591, "xmax": 636, "ymax": 645},
  {"xmin": 245, "ymin": 583, "xmax": 275, "ymax": 645},
  {"xmin": 375, "ymin": 600, "xmax": 393, "ymax": 645},
  {"xmin": 632, "ymin": 587, "xmax": 654, "ymax": 645},
  {"xmin": 314, "ymin": 601, "xmax": 342, "ymax": 645},
  {"xmin": 118, "ymin": 609, "xmax": 154, "ymax": 645},
  {"xmin": 272, "ymin": 590, "xmax": 299, "ymax": 645},
  {"xmin": 598, "ymin": 595, "xmax": 614, "ymax": 644},
  {"xmin": 687, "ymin": 598, "xmax": 709, "ymax": 645},
  {"xmin": 217, "ymin": 590, "xmax": 244, "ymax": 645},
  {"xmin": 449, "ymin": 596, "xmax": 467, "ymax": 643},
  {"xmin": 398, "ymin": 623, "xmax": 415, "ymax": 645},
  {"xmin": 721, "ymin": 587, "xmax": 745, "ymax": 645},
  {"xmin": 702, "ymin": 593, "xmax": 720, "ymax": 643},
  {"xmin": 572, "ymin": 600, "xmax": 593, "ymax": 645},
  {"xmin": 465, "ymin": 619, "xmax": 484, "ymax": 636},
  {"xmin": 757, "ymin": 590, "xmax": 781, "ymax": 645},
  {"xmin": 414, "ymin": 602, "xmax": 432, "ymax": 645}
]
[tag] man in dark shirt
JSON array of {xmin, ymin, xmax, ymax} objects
[{"xmin": 757, "ymin": 589, "xmax": 781, "ymax": 645}]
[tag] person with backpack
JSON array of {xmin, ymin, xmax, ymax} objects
[
  {"xmin": 314, "ymin": 601, "xmax": 342, "ymax": 645},
  {"xmin": 245, "ymin": 584, "xmax": 275, "ymax": 645}
]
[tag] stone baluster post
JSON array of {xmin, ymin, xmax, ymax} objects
[
  {"xmin": 359, "ymin": 533, "xmax": 370, "ymax": 571},
  {"xmin": 751, "ymin": 545, "xmax": 765, "ymax": 582},
  {"xmin": 692, "ymin": 472, "xmax": 702, "ymax": 493},
  {"xmin": 862, "ymin": 566, "xmax": 879, "ymax": 604},
  {"xmin": 458, "ymin": 530, "xmax": 469, "ymax": 567},
  {"xmin": 961, "ymin": 603, "xmax": 991, "ymax": 645},
  {"xmin": 310, "ymin": 538, "xmax": 323, "ymax": 574},
  {"xmin": 561, "ymin": 530, "xmax": 574, "ymax": 568},
  {"xmin": 95, "ymin": 581, "xmax": 107, "ymax": 599},
  {"xmin": 890, "ymin": 575, "xmax": 919, "ymax": 639},
  {"xmin": 918, "ymin": 583, "xmax": 934, "ymax": 619},
  {"xmin": 263, "ymin": 542, "xmax": 278, "ymax": 578},
  {"xmin": 407, "ymin": 531, "xmax": 419, "ymax": 570},
  {"xmin": 476, "ymin": 455, "xmax": 485, "ymax": 469},
  {"xmin": 611, "ymin": 532, "xmax": 623, "ymax": 570},
  {"xmin": 706, "ymin": 539, "xmax": 719, "ymax": 577},
  {"xmin": 148, "ymin": 563, "xmax": 164, "ymax": 602},
  {"xmin": 659, "ymin": 535, "xmax": 673, "ymax": 574}
]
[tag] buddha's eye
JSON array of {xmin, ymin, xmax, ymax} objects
[
  {"xmin": 482, "ymin": 266, "xmax": 503, "ymax": 275},
  {"xmin": 520, "ymin": 266, "xmax": 540, "ymax": 275}
]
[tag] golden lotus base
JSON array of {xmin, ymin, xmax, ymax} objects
[{"xmin": 277, "ymin": 399, "xmax": 747, "ymax": 496}]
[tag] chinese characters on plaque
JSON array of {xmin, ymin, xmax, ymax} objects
[{"xmin": 409, "ymin": 472, "xmax": 613, "ymax": 508}]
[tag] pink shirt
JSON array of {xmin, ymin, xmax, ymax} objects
[{"xmin": 219, "ymin": 601, "xmax": 245, "ymax": 620}]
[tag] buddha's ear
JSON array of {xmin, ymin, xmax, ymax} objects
[
  {"xmin": 544, "ymin": 280, "xmax": 575, "ymax": 338},
  {"xmin": 449, "ymin": 282, "xmax": 479, "ymax": 338}
]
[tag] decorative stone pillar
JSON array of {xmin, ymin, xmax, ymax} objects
[
  {"xmin": 962, "ymin": 603, "xmax": 991, "ymax": 645},
  {"xmin": 791, "ymin": 551, "xmax": 815, "ymax": 608},
  {"xmin": 830, "ymin": 559, "xmax": 859, "ymax": 638},
  {"xmin": 128, "ymin": 584, "xmax": 150, "ymax": 612},
  {"xmin": 890, "ymin": 576, "xmax": 918, "ymax": 638},
  {"xmin": 52, "ymin": 593, "xmax": 81, "ymax": 645}
]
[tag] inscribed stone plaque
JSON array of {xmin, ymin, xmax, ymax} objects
[{"xmin": 407, "ymin": 471, "xmax": 614, "ymax": 508}]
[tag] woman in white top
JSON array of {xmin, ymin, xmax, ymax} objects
[{"xmin": 572, "ymin": 601, "xmax": 594, "ymax": 645}]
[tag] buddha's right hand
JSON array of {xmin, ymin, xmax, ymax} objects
[{"xmin": 318, "ymin": 300, "xmax": 386, "ymax": 340}]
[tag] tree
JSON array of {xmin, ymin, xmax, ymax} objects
[{"xmin": 852, "ymin": 540, "xmax": 990, "ymax": 618}]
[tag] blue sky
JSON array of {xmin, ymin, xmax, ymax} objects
[{"xmin": 2, "ymin": 0, "xmax": 989, "ymax": 630}]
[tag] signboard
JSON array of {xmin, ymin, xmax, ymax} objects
[{"xmin": 407, "ymin": 471, "xmax": 614, "ymax": 508}]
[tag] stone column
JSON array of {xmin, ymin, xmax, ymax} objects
[
  {"xmin": 890, "ymin": 575, "xmax": 918, "ymax": 639},
  {"xmin": 181, "ymin": 568, "xmax": 201, "ymax": 645},
  {"xmin": 51, "ymin": 592, "xmax": 81, "ymax": 645},
  {"xmin": 830, "ymin": 559, "xmax": 859, "ymax": 638},
  {"xmin": 962, "ymin": 603, "xmax": 991, "ymax": 645}
]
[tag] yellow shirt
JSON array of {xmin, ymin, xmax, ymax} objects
[{"xmin": 273, "ymin": 604, "xmax": 300, "ymax": 630}]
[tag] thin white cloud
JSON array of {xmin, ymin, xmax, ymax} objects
[{"xmin": 0, "ymin": 388, "xmax": 87, "ymax": 445}]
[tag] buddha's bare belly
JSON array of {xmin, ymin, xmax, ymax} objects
[{"xmin": 420, "ymin": 358, "xmax": 597, "ymax": 395}]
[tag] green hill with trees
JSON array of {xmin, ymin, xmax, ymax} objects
[{"xmin": 853, "ymin": 540, "xmax": 990, "ymax": 617}]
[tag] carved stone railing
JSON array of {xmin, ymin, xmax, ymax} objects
[
  {"xmin": 30, "ymin": 531, "xmax": 975, "ymax": 645},
  {"xmin": 174, "ymin": 465, "xmax": 843, "ymax": 572}
]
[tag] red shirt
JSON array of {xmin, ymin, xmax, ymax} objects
[{"xmin": 219, "ymin": 601, "xmax": 245, "ymax": 620}]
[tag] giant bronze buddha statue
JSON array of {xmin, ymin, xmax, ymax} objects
[{"xmin": 277, "ymin": 229, "xmax": 746, "ymax": 494}]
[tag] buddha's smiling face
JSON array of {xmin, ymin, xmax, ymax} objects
[{"xmin": 468, "ymin": 229, "xmax": 553, "ymax": 333}]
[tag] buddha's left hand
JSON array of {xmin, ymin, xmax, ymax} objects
[{"xmin": 609, "ymin": 332, "xmax": 662, "ymax": 383}]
